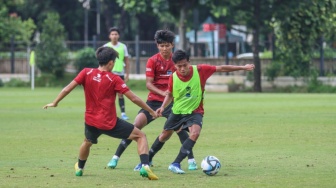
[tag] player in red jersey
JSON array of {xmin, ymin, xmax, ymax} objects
[
  {"xmin": 43, "ymin": 47, "xmax": 159, "ymax": 180},
  {"xmin": 107, "ymin": 30, "xmax": 198, "ymax": 171}
]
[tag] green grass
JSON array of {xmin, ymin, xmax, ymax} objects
[{"xmin": 0, "ymin": 88, "xmax": 335, "ymax": 188}]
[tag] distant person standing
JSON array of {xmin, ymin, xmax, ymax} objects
[{"xmin": 104, "ymin": 27, "xmax": 130, "ymax": 120}]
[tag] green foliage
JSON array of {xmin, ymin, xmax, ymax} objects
[
  {"xmin": 35, "ymin": 73, "xmax": 75, "ymax": 87},
  {"xmin": 74, "ymin": 47, "xmax": 97, "ymax": 73},
  {"xmin": 35, "ymin": 12, "xmax": 68, "ymax": 79},
  {"xmin": 3, "ymin": 78, "xmax": 29, "ymax": 87},
  {"xmin": 265, "ymin": 61, "xmax": 283, "ymax": 81},
  {"xmin": 0, "ymin": 1, "xmax": 36, "ymax": 48},
  {"xmin": 273, "ymin": 0, "xmax": 336, "ymax": 78}
]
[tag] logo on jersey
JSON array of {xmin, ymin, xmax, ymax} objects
[
  {"xmin": 121, "ymin": 84, "xmax": 127, "ymax": 88},
  {"xmin": 146, "ymin": 68, "xmax": 152, "ymax": 72},
  {"xmin": 93, "ymin": 73, "xmax": 101, "ymax": 82}
]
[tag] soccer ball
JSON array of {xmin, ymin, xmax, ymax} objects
[{"xmin": 201, "ymin": 156, "xmax": 221, "ymax": 176}]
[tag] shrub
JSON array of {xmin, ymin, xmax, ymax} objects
[
  {"xmin": 74, "ymin": 47, "xmax": 97, "ymax": 73},
  {"xmin": 4, "ymin": 78, "xmax": 29, "ymax": 87}
]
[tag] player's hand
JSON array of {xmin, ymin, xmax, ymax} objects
[
  {"xmin": 244, "ymin": 64, "xmax": 255, "ymax": 71},
  {"xmin": 156, "ymin": 107, "xmax": 164, "ymax": 117},
  {"xmin": 124, "ymin": 74, "xmax": 129, "ymax": 82},
  {"xmin": 150, "ymin": 111, "xmax": 158, "ymax": 119},
  {"xmin": 43, "ymin": 103, "xmax": 57, "ymax": 109},
  {"xmin": 161, "ymin": 90, "xmax": 169, "ymax": 97}
]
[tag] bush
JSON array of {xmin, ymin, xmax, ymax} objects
[
  {"xmin": 35, "ymin": 73, "xmax": 76, "ymax": 87},
  {"xmin": 74, "ymin": 47, "xmax": 97, "ymax": 73},
  {"xmin": 4, "ymin": 79, "xmax": 29, "ymax": 87}
]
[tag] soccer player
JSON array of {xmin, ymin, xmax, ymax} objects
[
  {"xmin": 155, "ymin": 49, "xmax": 255, "ymax": 174},
  {"xmin": 107, "ymin": 30, "xmax": 198, "ymax": 171},
  {"xmin": 103, "ymin": 27, "xmax": 130, "ymax": 120},
  {"xmin": 43, "ymin": 47, "xmax": 159, "ymax": 180}
]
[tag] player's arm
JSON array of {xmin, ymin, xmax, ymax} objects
[
  {"xmin": 156, "ymin": 91, "xmax": 173, "ymax": 116},
  {"xmin": 215, "ymin": 64, "xmax": 255, "ymax": 72},
  {"xmin": 124, "ymin": 90, "xmax": 158, "ymax": 118},
  {"xmin": 124, "ymin": 44, "xmax": 130, "ymax": 82},
  {"xmin": 43, "ymin": 80, "xmax": 79, "ymax": 109},
  {"xmin": 124, "ymin": 56, "xmax": 129, "ymax": 82},
  {"xmin": 146, "ymin": 77, "xmax": 167, "ymax": 97}
]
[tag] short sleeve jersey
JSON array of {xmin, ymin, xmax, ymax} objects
[
  {"xmin": 168, "ymin": 64, "xmax": 216, "ymax": 115},
  {"xmin": 146, "ymin": 53, "xmax": 176, "ymax": 102},
  {"xmin": 74, "ymin": 68, "xmax": 130, "ymax": 130}
]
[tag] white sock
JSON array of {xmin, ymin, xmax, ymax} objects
[
  {"xmin": 188, "ymin": 158, "xmax": 195, "ymax": 163},
  {"xmin": 112, "ymin": 155, "xmax": 119, "ymax": 160}
]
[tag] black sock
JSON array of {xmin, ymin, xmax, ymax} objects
[
  {"xmin": 115, "ymin": 139, "xmax": 132, "ymax": 157},
  {"xmin": 140, "ymin": 154, "xmax": 149, "ymax": 166},
  {"xmin": 149, "ymin": 136, "xmax": 165, "ymax": 162},
  {"xmin": 176, "ymin": 130, "xmax": 194, "ymax": 159},
  {"xmin": 119, "ymin": 98, "xmax": 125, "ymax": 113},
  {"xmin": 173, "ymin": 138, "xmax": 195, "ymax": 164},
  {"xmin": 78, "ymin": 159, "xmax": 87, "ymax": 169}
]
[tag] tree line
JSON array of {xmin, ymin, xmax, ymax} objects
[{"xmin": 1, "ymin": 0, "xmax": 335, "ymax": 92}]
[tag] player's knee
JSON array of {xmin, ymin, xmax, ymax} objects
[
  {"xmin": 83, "ymin": 139, "xmax": 93, "ymax": 147},
  {"xmin": 159, "ymin": 130, "xmax": 173, "ymax": 142},
  {"xmin": 189, "ymin": 132, "xmax": 200, "ymax": 140}
]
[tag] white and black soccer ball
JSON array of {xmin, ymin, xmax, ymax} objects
[{"xmin": 201, "ymin": 155, "xmax": 221, "ymax": 176}]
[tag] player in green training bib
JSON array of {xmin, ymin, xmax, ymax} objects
[
  {"xmin": 153, "ymin": 49, "xmax": 255, "ymax": 174},
  {"xmin": 104, "ymin": 27, "xmax": 130, "ymax": 120}
]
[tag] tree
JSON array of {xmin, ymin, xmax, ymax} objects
[
  {"xmin": 207, "ymin": 0, "xmax": 275, "ymax": 92},
  {"xmin": 35, "ymin": 12, "xmax": 68, "ymax": 78},
  {"xmin": 0, "ymin": 0, "xmax": 36, "ymax": 48},
  {"xmin": 272, "ymin": 0, "xmax": 336, "ymax": 78}
]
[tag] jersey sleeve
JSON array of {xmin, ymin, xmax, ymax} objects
[
  {"xmin": 145, "ymin": 57, "xmax": 155, "ymax": 78},
  {"xmin": 198, "ymin": 64, "xmax": 216, "ymax": 84},
  {"xmin": 74, "ymin": 68, "xmax": 88, "ymax": 85},
  {"xmin": 114, "ymin": 76, "xmax": 130, "ymax": 94}
]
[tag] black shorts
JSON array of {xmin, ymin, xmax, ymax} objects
[
  {"xmin": 138, "ymin": 101, "xmax": 173, "ymax": 124},
  {"xmin": 164, "ymin": 112, "xmax": 203, "ymax": 131},
  {"xmin": 84, "ymin": 118, "xmax": 134, "ymax": 144},
  {"xmin": 118, "ymin": 75, "xmax": 125, "ymax": 80}
]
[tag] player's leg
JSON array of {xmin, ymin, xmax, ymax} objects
[
  {"xmin": 176, "ymin": 130, "xmax": 198, "ymax": 170},
  {"xmin": 118, "ymin": 75, "xmax": 128, "ymax": 120},
  {"xmin": 169, "ymin": 114, "xmax": 202, "ymax": 174},
  {"xmin": 105, "ymin": 119, "xmax": 158, "ymax": 180},
  {"xmin": 75, "ymin": 123, "xmax": 100, "ymax": 176},
  {"xmin": 108, "ymin": 107, "xmax": 153, "ymax": 169},
  {"xmin": 135, "ymin": 113, "xmax": 180, "ymax": 171}
]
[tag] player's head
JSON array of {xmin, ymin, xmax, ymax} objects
[
  {"xmin": 172, "ymin": 49, "xmax": 190, "ymax": 76},
  {"xmin": 96, "ymin": 46, "xmax": 119, "ymax": 66},
  {"xmin": 154, "ymin": 30, "xmax": 175, "ymax": 44},
  {"xmin": 154, "ymin": 30, "xmax": 175, "ymax": 57},
  {"xmin": 108, "ymin": 27, "xmax": 120, "ymax": 42}
]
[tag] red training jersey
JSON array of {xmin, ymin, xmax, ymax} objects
[
  {"xmin": 74, "ymin": 68, "xmax": 130, "ymax": 130},
  {"xmin": 146, "ymin": 53, "xmax": 176, "ymax": 102},
  {"xmin": 168, "ymin": 64, "xmax": 216, "ymax": 115}
]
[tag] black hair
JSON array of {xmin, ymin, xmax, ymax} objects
[
  {"xmin": 95, "ymin": 46, "xmax": 119, "ymax": 65},
  {"xmin": 109, "ymin": 27, "xmax": 120, "ymax": 34},
  {"xmin": 154, "ymin": 30, "xmax": 175, "ymax": 44},
  {"xmin": 172, "ymin": 49, "xmax": 189, "ymax": 64}
]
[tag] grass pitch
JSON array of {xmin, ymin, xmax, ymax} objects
[{"xmin": 0, "ymin": 88, "xmax": 335, "ymax": 188}]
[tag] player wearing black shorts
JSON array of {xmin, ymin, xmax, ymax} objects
[
  {"xmin": 153, "ymin": 49, "xmax": 255, "ymax": 174},
  {"xmin": 107, "ymin": 30, "xmax": 198, "ymax": 171}
]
